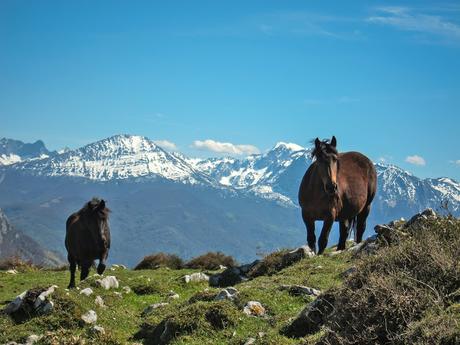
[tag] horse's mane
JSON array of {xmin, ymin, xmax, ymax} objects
[
  {"xmin": 80, "ymin": 197, "xmax": 110, "ymax": 220},
  {"xmin": 310, "ymin": 138, "xmax": 338, "ymax": 160}
]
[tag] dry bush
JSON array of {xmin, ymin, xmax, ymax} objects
[
  {"xmin": 247, "ymin": 249, "xmax": 291, "ymax": 278},
  {"xmin": 134, "ymin": 253, "xmax": 183, "ymax": 270},
  {"xmin": 0, "ymin": 256, "xmax": 38, "ymax": 271},
  {"xmin": 185, "ymin": 251, "xmax": 236, "ymax": 270},
  {"xmin": 318, "ymin": 217, "xmax": 460, "ymax": 345}
]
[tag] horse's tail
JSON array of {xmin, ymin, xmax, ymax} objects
[{"xmin": 349, "ymin": 216, "xmax": 358, "ymax": 242}]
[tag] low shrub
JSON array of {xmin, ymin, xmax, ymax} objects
[
  {"xmin": 134, "ymin": 253, "xmax": 183, "ymax": 270},
  {"xmin": 185, "ymin": 251, "xmax": 236, "ymax": 270}
]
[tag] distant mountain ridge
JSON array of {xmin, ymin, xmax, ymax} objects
[
  {"xmin": 0, "ymin": 134, "xmax": 458, "ymax": 266},
  {"xmin": 0, "ymin": 138, "xmax": 54, "ymax": 165},
  {"xmin": 0, "ymin": 208, "xmax": 63, "ymax": 266}
]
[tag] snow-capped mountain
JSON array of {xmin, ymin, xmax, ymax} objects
[
  {"xmin": 1, "ymin": 134, "xmax": 459, "ymax": 266},
  {"xmin": 7, "ymin": 135, "xmax": 215, "ymax": 185},
  {"xmin": 0, "ymin": 138, "xmax": 53, "ymax": 165}
]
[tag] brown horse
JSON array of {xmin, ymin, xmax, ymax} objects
[
  {"xmin": 298, "ymin": 136, "xmax": 377, "ymax": 254},
  {"xmin": 65, "ymin": 198, "xmax": 111, "ymax": 288}
]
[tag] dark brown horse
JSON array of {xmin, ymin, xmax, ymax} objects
[
  {"xmin": 298, "ymin": 136, "xmax": 377, "ymax": 254},
  {"xmin": 65, "ymin": 198, "xmax": 111, "ymax": 288}
]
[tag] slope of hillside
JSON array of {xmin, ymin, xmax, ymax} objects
[
  {"xmin": 1, "ymin": 213, "xmax": 458, "ymax": 344},
  {"xmin": 0, "ymin": 209, "xmax": 63, "ymax": 267}
]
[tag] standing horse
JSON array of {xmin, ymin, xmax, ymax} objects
[
  {"xmin": 298, "ymin": 136, "xmax": 377, "ymax": 254},
  {"xmin": 65, "ymin": 198, "xmax": 111, "ymax": 288}
]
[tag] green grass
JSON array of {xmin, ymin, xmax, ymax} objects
[{"xmin": 0, "ymin": 253, "xmax": 352, "ymax": 344}]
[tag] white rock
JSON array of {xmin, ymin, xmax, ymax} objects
[
  {"xmin": 96, "ymin": 276, "xmax": 119, "ymax": 290},
  {"xmin": 119, "ymin": 264, "xmax": 127, "ymax": 269},
  {"xmin": 95, "ymin": 295, "xmax": 105, "ymax": 307},
  {"xmin": 244, "ymin": 338, "xmax": 256, "ymax": 345},
  {"xmin": 113, "ymin": 292, "xmax": 123, "ymax": 298},
  {"xmin": 214, "ymin": 287, "xmax": 238, "ymax": 301},
  {"xmin": 25, "ymin": 334, "xmax": 41, "ymax": 345},
  {"xmin": 219, "ymin": 265, "xmax": 227, "ymax": 270},
  {"xmin": 141, "ymin": 303, "xmax": 169, "ymax": 316},
  {"xmin": 34, "ymin": 285, "xmax": 58, "ymax": 309},
  {"xmin": 80, "ymin": 287, "xmax": 93, "ymax": 296},
  {"xmin": 81, "ymin": 310, "xmax": 97, "ymax": 324},
  {"xmin": 4, "ymin": 290, "xmax": 27, "ymax": 314},
  {"xmin": 6, "ymin": 269, "xmax": 18, "ymax": 274},
  {"xmin": 168, "ymin": 291, "xmax": 179, "ymax": 299},
  {"xmin": 90, "ymin": 325, "xmax": 105, "ymax": 335},
  {"xmin": 111, "ymin": 264, "xmax": 120, "ymax": 269},
  {"xmin": 243, "ymin": 301, "xmax": 266, "ymax": 316},
  {"xmin": 122, "ymin": 286, "xmax": 132, "ymax": 294},
  {"xmin": 183, "ymin": 272, "xmax": 209, "ymax": 283}
]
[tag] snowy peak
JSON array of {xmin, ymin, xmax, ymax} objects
[
  {"xmin": 9, "ymin": 135, "xmax": 212, "ymax": 184},
  {"xmin": 0, "ymin": 138, "xmax": 53, "ymax": 165},
  {"xmin": 273, "ymin": 142, "xmax": 305, "ymax": 152}
]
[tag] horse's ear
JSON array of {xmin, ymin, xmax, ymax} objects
[
  {"xmin": 98, "ymin": 199, "xmax": 106, "ymax": 210},
  {"xmin": 331, "ymin": 136, "xmax": 337, "ymax": 148},
  {"xmin": 314, "ymin": 138, "xmax": 321, "ymax": 149}
]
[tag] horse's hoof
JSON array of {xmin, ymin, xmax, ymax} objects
[
  {"xmin": 97, "ymin": 263, "xmax": 106, "ymax": 275},
  {"xmin": 68, "ymin": 284, "xmax": 75, "ymax": 289}
]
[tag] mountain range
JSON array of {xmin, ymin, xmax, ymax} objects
[{"xmin": 0, "ymin": 135, "xmax": 458, "ymax": 266}]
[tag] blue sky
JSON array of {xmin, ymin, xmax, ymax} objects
[{"xmin": 1, "ymin": 1, "xmax": 459, "ymax": 180}]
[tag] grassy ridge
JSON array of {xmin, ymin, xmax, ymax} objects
[{"xmin": 0, "ymin": 251, "xmax": 350, "ymax": 344}]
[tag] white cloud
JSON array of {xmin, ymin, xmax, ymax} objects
[
  {"xmin": 405, "ymin": 155, "xmax": 426, "ymax": 166},
  {"xmin": 449, "ymin": 159, "xmax": 460, "ymax": 166},
  {"xmin": 153, "ymin": 140, "xmax": 178, "ymax": 151},
  {"xmin": 191, "ymin": 139, "xmax": 260, "ymax": 156},
  {"xmin": 367, "ymin": 7, "xmax": 460, "ymax": 41}
]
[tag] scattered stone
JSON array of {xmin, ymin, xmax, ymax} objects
[
  {"xmin": 122, "ymin": 286, "xmax": 132, "ymax": 294},
  {"xmin": 34, "ymin": 285, "xmax": 58, "ymax": 310},
  {"xmin": 111, "ymin": 264, "xmax": 120, "ymax": 269},
  {"xmin": 286, "ymin": 245, "xmax": 315, "ymax": 260},
  {"xmin": 4, "ymin": 290, "xmax": 27, "ymax": 314},
  {"xmin": 6, "ymin": 269, "xmax": 18, "ymax": 274},
  {"xmin": 219, "ymin": 265, "xmax": 227, "ymax": 270},
  {"xmin": 113, "ymin": 292, "xmax": 123, "ymax": 298},
  {"xmin": 244, "ymin": 338, "xmax": 256, "ymax": 345},
  {"xmin": 80, "ymin": 287, "xmax": 93, "ymax": 297},
  {"xmin": 405, "ymin": 208, "xmax": 437, "ymax": 228},
  {"xmin": 25, "ymin": 334, "xmax": 41, "ymax": 345},
  {"xmin": 183, "ymin": 272, "xmax": 209, "ymax": 283},
  {"xmin": 327, "ymin": 250, "xmax": 343, "ymax": 256},
  {"xmin": 243, "ymin": 301, "xmax": 266, "ymax": 317},
  {"xmin": 95, "ymin": 296, "xmax": 105, "ymax": 308},
  {"xmin": 119, "ymin": 264, "xmax": 127, "ymax": 269},
  {"xmin": 167, "ymin": 291, "xmax": 179, "ymax": 299},
  {"xmin": 258, "ymin": 332, "xmax": 266, "ymax": 338},
  {"xmin": 81, "ymin": 310, "xmax": 97, "ymax": 324},
  {"xmin": 214, "ymin": 287, "xmax": 239, "ymax": 301},
  {"xmin": 141, "ymin": 303, "xmax": 169, "ymax": 316},
  {"xmin": 38, "ymin": 300, "xmax": 54, "ymax": 314},
  {"xmin": 238, "ymin": 260, "xmax": 260, "ymax": 275},
  {"xmin": 90, "ymin": 325, "xmax": 105, "ymax": 336},
  {"xmin": 340, "ymin": 266, "xmax": 357, "ymax": 278},
  {"xmin": 279, "ymin": 285, "xmax": 321, "ymax": 297},
  {"xmin": 281, "ymin": 292, "xmax": 335, "ymax": 338},
  {"xmin": 209, "ymin": 267, "xmax": 243, "ymax": 287},
  {"xmin": 96, "ymin": 276, "xmax": 119, "ymax": 290}
]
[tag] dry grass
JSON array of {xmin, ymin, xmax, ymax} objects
[{"xmin": 318, "ymin": 217, "xmax": 460, "ymax": 345}]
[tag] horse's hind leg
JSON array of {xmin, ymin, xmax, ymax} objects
[
  {"xmin": 337, "ymin": 219, "xmax": 350, "ymax": 251},
  {"xmin": 318, "ymin": 218, "xmax": 334, "ymax": 255},
  {"xmin": 302, "ymin": 209, "xmax": 316, "ymax": 253},
  {"xmin": 80, "ymin": 260, "xmax": 92, "ymax": 282},
  {"xmin": 356, "ymin": 205, "xmax": 371, "ymax": 243},
  {"xmin": 68, "ymin": 255, "xmax": 77, "ymax": 289}
]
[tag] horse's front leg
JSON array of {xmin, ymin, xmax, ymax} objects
[
  {"xmin": 302, "ymin": 209, "xmax": 316, "ymax": 253},
  {"xmin": 318, "ymin": 218, "xmax": 334, "ymax": 255},
  {"xmin": 97, "ymin": 248, "xmax": 109, "ymax": 275},
  {"xmin": 337, "ymin": 219, "xmax": 350, "ymax": 251}
]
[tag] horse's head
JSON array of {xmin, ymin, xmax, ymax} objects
[
  {"xmin": 312, "ymin": 136, "xmax": 339, "ymax": 196},
  {"xmin": 85, "ymin": 198, "xmax": 110, "ymax": 248}
]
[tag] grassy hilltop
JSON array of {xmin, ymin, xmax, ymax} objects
[{"xmin": 1, "ymin": 214, "xmax": 459, "ymax": 345}]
